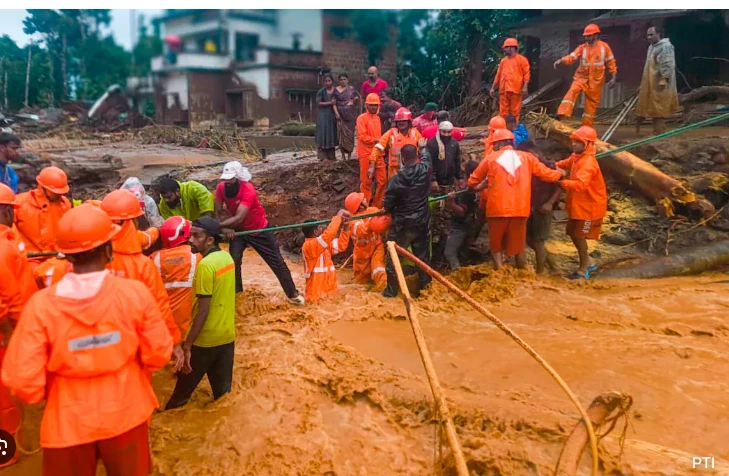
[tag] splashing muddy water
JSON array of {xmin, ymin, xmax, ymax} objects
[{"xmin": 6, "ymin": 249, "xmax": 729, "ymax": 475}]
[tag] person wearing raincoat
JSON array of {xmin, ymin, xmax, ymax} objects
[
  {"xmin": 635, "ymin": 26, "xmax": 679, "ymax": 135},
  {"xmin": 356, "ymin": 93, "xmax": 384, "ymax": 207},
  {"xmin": 554, "ymin": 24, "xmax": 617, "ymax": 126},
  {"xmin": 120, "ymin": 177, "xmax": 164, "ymax": 228}
]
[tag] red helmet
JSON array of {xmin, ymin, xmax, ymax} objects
[
  {"xmin": 160, "ymin": 216, "xmax": 192, "ymax": 248},
  {"xmin": 344, "ymin": 192, "xmax": 366, "ymax": 215},
  {"xmin": 570, "ymin": 126, "xmax": 598, "ymax": 144},
  {"xmin": 492, "ymin": 129, "xmax": 515, "ymax": 142},
  {"xmin": 369, "ymin": 214, "xmax": 392, "ymax": 234},
  {"xmin": 502, "ymin": 38, "xmax": 518, "ymax": 49},
  {"xmin": 394, "ymin": 107, "xmax": 413, "ymax": 122},
  {"xmin": 583, "ymin": 24, "xmax": 600, "ymax": 36}
]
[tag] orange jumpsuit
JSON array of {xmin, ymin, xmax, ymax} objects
[
  {"xmin": 150, "ymin": 245, "xmax": 200, "ymax": 336},
  {"xmin": 14, "ymin": 187, "xmax": 72, "ymax": 262},
  {"xmin": 493, "ymin": 53, "xmax": 531, "ymax": 119},
  {"xmin": 138, "ymin": 227, "xmax": 159, "ymax": 250},
  {"xmin": 0, "ymin": 224, "xmax": 38, "ymax": 467},
  {"xmin": 557, "ymin": 41, "xmax": 617, "ymax": 126},
  {"xmin": 302, "ymin": 216, "xmax": 342, "ymax": 302},
  {"xmin": 556, "ymin": 144, "xmax": 608, "ymax": 221},
  {"xmin": 371, "ymin": 127, "xmax": 422, "ymax": 184},
  {"xmin": 356, "ymin": 110, "xmax": 384, "ymax": 206},
  {"xmin": 34, "ymin": 256, "xmax": 72, "ymax": 289},
  {"xmin": 1, "ymin": 273, "xmax": 172, "ymax": 455},
  {"xmin": 336, "ymin": 207, "xmax": 387, "ymax": 290}
]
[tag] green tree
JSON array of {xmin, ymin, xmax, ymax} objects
[
  {"xmin": 351, "ymin": 10, "xmax": 395, "ymax": 65},
  {"xmin": 132, "ymin": 15, "xmax": 163, "ymax": 76}
]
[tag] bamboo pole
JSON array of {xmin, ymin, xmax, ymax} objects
[
  {"xmin": 385, "ymin": 241, "xmax": 470, "ymax": 476},
  {"xmin": 392, "ymin": 244, "xmax": 599, "ymax": 476}
]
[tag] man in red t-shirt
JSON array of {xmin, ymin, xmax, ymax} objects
[
  {"xmin": 360, "ymin": 66, "xmax": 389, "ymax": 98},
  {"xmin": 215, "ymin": 161, "xmax": 304, "ymax": 305}
]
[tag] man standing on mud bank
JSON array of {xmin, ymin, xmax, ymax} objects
[
  {"xmin": 361, "ymin": 66, "xmax": 389, "ymax": 99},
  {"xmin": 382, "ymin": 144, "xmax": 432, "ymax": 297},
  {"xmin": 166, "ymin": 217, "xmax": 236, "ymax": 409},
  {"xmin": 215, "ymin": 161, "xmax": 305, "ymax": 305},
  {"xmin": 0, "ymin": 133, "xmax": 20, "ymax": 193},
  {"xmin": 635, "ymin": 25, "xmax": 679, "ymax": 135}
]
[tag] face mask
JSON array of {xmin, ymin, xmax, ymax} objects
[{"xmin": 224, "ymin": 181, "xmax": 240, "ymax": 198}]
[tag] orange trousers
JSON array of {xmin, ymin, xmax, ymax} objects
[
  {"xmin": 0, "ymin": 343, "xmax": 21, "ymax": 468},
  {"xmin": 360, "ymin": 157, "xmax": 387, "ymax": 208},
  {"xmin": 353, "ymin": 243, "xmax": 387, "ymax": 291},
  {"xmin": 499, "ymin": 92, "xmax": 523, "ymax": 120},
  {"xmin": 557, "ymin": 81, "xmax": 601, "ymax": 126}
]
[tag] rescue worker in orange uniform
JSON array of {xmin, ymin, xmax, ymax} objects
[
  {"xmin": 149, "ymin": 216, "xmax": 200, "ymax": 336},
  {"xmin": 14, "ymin": 166, "xmax": 72, "ymax": 262},
  {"xmin": 336, "ymin": 193, "xmax": 387, "ymax": 291},
  {"xmin": 472, "ymin": 116, "xmax": 508, "ymax": 241},
  {"xmin": 301, "ymin": 209, "xmax": 350, "ymax": 302},
  {"xmin": 490, "ymin": 38, "xmax": 531, "ymax": 121},
  {"xmin": 555, "ymin": 126, "xmax": 607, "ymax": 279},
  {"xmin": 100, "ymin": 190, "xmax": 183, "ymax": 356},
  {"xmin": 357, "ymin": 93, "xmax": 385, "ymax": 207},
  {"xmin": 86, "ymin": 199, "xmax": 159, "ymax": 251},
  {"xmin": 369, "ymin": 107, "xmax": 424, "ymax": 183},
  {"xmin": 468, "ymin": 129, "xmax": 564, "ymax": 270},
  {"xmin": 0, "ymin": 183, "xmax": 38, "ymax": 468},
  {"xmin": 554, "ymin": 24, "xmax": 617, "ymax": 126},
  {"xmin": 1, "ymin": 204, "xmax": 173, "ymax": 476}
]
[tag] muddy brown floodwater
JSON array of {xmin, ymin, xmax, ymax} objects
[{"xmin": 6, "ymin": 250, "xmax": 729, "ymax": 475}]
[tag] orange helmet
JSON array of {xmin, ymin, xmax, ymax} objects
[
  {"xmin": 85, "ymin": 199, "xmax": 102, "ymax": 208},
  {"xmin": 502, "ymin": 38, "xmax": 518, "ymax": 49},
  {"xmin": 492, "ymin": 129, "xmax": 515, "ymax": 142},
  {"xmin": 56, "ymin": 204, "xmax": 121, "ymax": 254},
  {"xmin": 0, "ymin": 183, "xmax": 18, "ymax": 207},
  {"xmin": 489, "ymin": 116, "xmax": 507, "ymax": 130},
  {"xmin": 344, "ymin": 192, "xmax": 366, "ymax": 215},
  {"xmin": 160, "ymin": 216, "xmax": 191, "ymax": 248},
  {"xmin": 570, "ymin": 125, "xmax": 598, "ymax": 144},
  {"xmin": 36, "ymin": 166, "xmax": 70, "ymax": 194},
  {"xmin": 101, "ymin": 189, "xmax": 144, "ymax": 221},
  {"xmin": 394, "ymin": 107, "xmax": 413, "ymax": 122},
  {"xmin": 365, "ymin": 93, "xmax": 381, "ymax": 105},
  {"xmin": 369, "ymin": 214, "xmax": 392, "ymax": 234},
  {"xmin": 583, "ymin": 24, "xmax": 600, "ymax": 36}
]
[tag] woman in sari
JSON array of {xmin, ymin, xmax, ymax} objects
[
  {"xmin": 315, "ymin": 74, "xmax": 338, "ymax": 161},
  {"xmin": 332, "ymin": 73, "xmax": 360, "ymax": 161}
]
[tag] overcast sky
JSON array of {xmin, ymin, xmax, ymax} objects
[{"xmin": 0, "ymin": 9, "xmax": 163, "ymax": 50}]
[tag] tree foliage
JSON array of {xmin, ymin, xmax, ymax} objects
[
  {"xmin": 394, "ymin": 9, "xmax": 523, "ymax": 111},
  {"xmin": 350, "ymin": 10, "xmax": 393, "ymax": 66}
]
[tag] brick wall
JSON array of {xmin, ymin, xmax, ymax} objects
[
  {"xmin": 188, "ymin": 71, "xmax": 229, "ymax": 128},
  {"xmin": 268, "ymin": 48, "xmax": 324, "ymax": 69},
  {"xmin": 266, "ymin": 68, "xmax": 320, "ymax": 123},
  {"xmin": 322, "ymin": 12, "xmax": 398, "ymax": 87}
]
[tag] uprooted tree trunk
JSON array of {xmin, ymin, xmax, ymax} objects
[
  {"xmin": 679, "ymin": 85, "xmax": 729, "ymax": 104},
  {"xmin": 597, "ymin": 240, "xmax": 729, "ymax": 280},
  {"xmin": 527, "ymin": 113, "xmax": 715, "ymax": 218}
]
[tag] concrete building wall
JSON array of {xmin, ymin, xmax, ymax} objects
[
  {"xmin": 188, "ymin": 71, "xmax": 230, "ymax": 129},
  {"xmin": 237, "ymin": 67, "xmax": 271, "ymax": 100},
  {"xmin": 165, "ymin": 72, "xmax": 189, "ymax": 110}
]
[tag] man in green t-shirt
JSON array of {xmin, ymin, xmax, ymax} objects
[
  {"xmin": 166, "ymin": 216, "xmax": 236, "ymax": 410},
  {"xmin": 157, "ymin": 177, "xmax": 215, "ymax": 221}
]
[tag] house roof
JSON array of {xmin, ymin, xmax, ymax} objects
[{"xmin": 511, "ymin": 9, "xmax": 691, "ymax": 33}]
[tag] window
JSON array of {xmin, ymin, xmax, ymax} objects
[
  {"xmin": 288, "ymin": 92, "xmax": 312, "ymax": 109},
  {"xmin": 235, "ymin": 33, "xmax": 260, "ymax": 62}
]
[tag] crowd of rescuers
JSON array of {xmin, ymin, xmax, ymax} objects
[{"xmin": 0, "ymin": 28, "xmax": 611, "ymax": 473}]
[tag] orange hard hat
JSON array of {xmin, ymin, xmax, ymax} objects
[
  {"xmin": 394, "ymin": 107, "xmax": 413, "ymax": 122},
  {"xmin": 570, "ymin": 125, "xmax": 598, "ymax": 144},
  {"xmin": 502, "ymin": 38, "xmax": 518, "ymax": 49},
  {"xmin": 365, "ymin": 93, "xmax": 381, "ymax": 105},
  {"xmin": 369, "ymin": 214, "xmax": 392, "ymax": 234},
  {"xmin": 56, "ymin": 204, "xmax": 121, "ymax": 254},
  {"xmin": 489, "ymin": 116, "xmax": 507, "ymax": 130},
  {"xmin": 345, "ymin": 192, "xmax": 366, "ymax": 215},
  {"xmin": 85, "ymin": 199, "xmax": 102, "ymax": 208},
  {"xmin": 583, "ymin": 24, "xmax": 600, "ymax": 36},
  {"xmin": 101, "ymin": 189, "xmax": 144, "ymax": 221},
  {"xmin": 160, "ymin": 216, "xmax": 192, "ymax": 248},
  {"xmin": 36, "ymin": 166, "xmax": 70, "ymax": 194},
  {"xmin": 0, "ymin": 183, "xmax": 18, "ymax": 207},
  {"xmin": 492, "ymin": 129, "xmax": 515, "ymax": 142}
]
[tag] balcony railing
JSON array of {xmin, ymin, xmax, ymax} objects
[{"xmin": 152, "ymin": 53, "xmax": 232, "ymax": 73}]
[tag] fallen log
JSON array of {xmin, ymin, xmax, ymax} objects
[
  {"xmin": 597, "ymin": 240, "xmax": 729, "ymax": 279},
  {"xmin": 679, "ymin": 85, "xmax": 729, "ymax": 104},
  {"xmin": 555, "ymin": 392, "xmax": 633, "ymax": 476},
  {"xmin": 523, "ymin": 78, "xmax": 562, "ymax": 107},
  {"xmin": 528, "ymin": 113, "xmax": 715, "ymax": 218}
]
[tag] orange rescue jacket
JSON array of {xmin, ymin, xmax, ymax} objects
[
  {"xmin": 468, "ymin": 146, "xmax": 562, "ymax": 218},
  {"xmin": 34, "ymin": 256, "xmax": 72, "ymax": 289},
  {"xmin": 561, "ymin": 40, "xmax": 617, "ymax": 88},
  {"xmin": 371, "ymin": 127, "xmax": 422, "ymax": 179},
  {"xmin": 0, "ymin": 224, "xmax": 38, "ymax": 322},
  {"xmin": 302, "ymin": 216, "xmax": 342, "ymax": 302},
  {"xmin": 494, "ymin": 54, "xmax": 531, "ymax": 94},
  {"xmin": 108, "ymin": 221, "xmax": 182, "ymax": 343},
  {"xmin": 150, "ymin": 245, "xmax": 200, "ymax": 336},
  {"xmin": 336, "ymin": 208, "xmax": 386, "ymax": 284},
  {"xmin": 1, "ymin": 273, "xmax": 173, "ymax": 448},
  {"xmin": 356, "ymin": 111, "xmax": 382, "ymax": 164},
  {"xmin": 14, "ymin": 188, "xmax": 72, "ymax": 255},
  {"xmin": 556, "ymin": 145, "xmax": 608, "ymax": 221}
]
